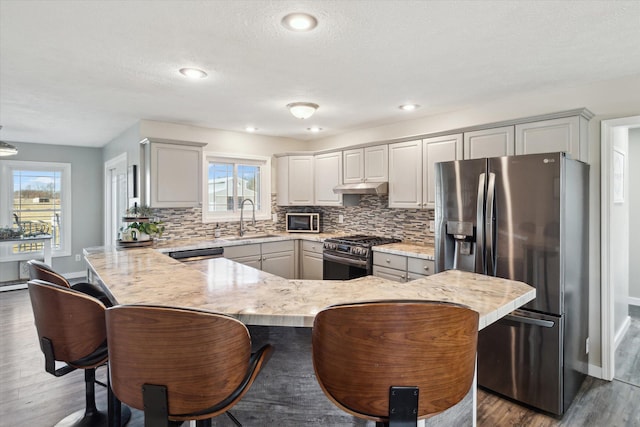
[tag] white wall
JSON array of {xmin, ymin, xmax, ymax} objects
[
  {"xmin": 611, "ymin": 127, "xmax": 629, "ymax": 333},
  {"xmin": 309, "ymin": 73, "xmax": 640, "ymax": 370},
  {"xmin": 629, "ymin": 128, "xmax": 640, "ymax": 303},
  {"xmin": 138, "ymin": 120, "xmax": 307, "ymax": 191},
  {"xmin": 0, "ymin": 142, "xmax": 103, "ymax": 278}
]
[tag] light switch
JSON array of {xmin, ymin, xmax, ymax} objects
[
  {"xmin": 338, "ymin": 214, "xmax": 344, "ymax": 224},
  {"xmin": 429, "ymin": 220, "xmax": 435, "ymax": 232}
]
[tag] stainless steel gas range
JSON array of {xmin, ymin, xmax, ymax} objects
[{"xmin": 322, "ymin": 235, "xmax": 400, "ymax": 280}]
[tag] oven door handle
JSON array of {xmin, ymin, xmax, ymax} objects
[{"xmin": 323, "ymin": 252, "xmax": 369, "ymax": 268}]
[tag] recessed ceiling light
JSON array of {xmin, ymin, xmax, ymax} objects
[
  {"xmin": 281, "ymin": 13, "xmax": 318, "ymax": 32},
  {"xmin": 307, "ymin": 127, "xmax": 323, "ymax": 133},
  {"xmin": 399, "ymin": 104, "xmax": 420, "ymax": 111},
  {"xmin": 245, "ymin": 126, "xmax": 258, "ymax": 132},
  {"xmin": 179, "ymin": 68, "xmax": 208, "ymax": 79}
]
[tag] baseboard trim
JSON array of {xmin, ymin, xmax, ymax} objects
[
  {"xmin": 588, "ymin": 363, "xmax": 603, "ymax": 379},
  {"xmin": 614, "ymin": 315, "xmax": 631, "ymax": 350}
]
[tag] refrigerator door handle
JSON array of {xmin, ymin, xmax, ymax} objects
[
  {"xmin": 476, "ymin": 173, "xmax": 486, "ymax": 274},
  {"xmin": 486, "ymin": 172, "xmax": 496, "ymax": 276},
  {"xmin": 504, "ymin": 312, "xmax": 555, "ymax": 328}
]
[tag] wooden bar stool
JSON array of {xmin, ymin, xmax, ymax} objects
[
  {"xmin": 312, "ymin": 300, "xmax": 479, "ymax": 427},
  {"xmin": 27, "ymin": 259, "xmax": 115, "ymax": 307},
  {"xmin": 105, "ymin": 305, "xmax": 274, "ymax": 427},
  {"xmin": 27, "ymin": 279, "xmax": 130, "ymax": 427}
]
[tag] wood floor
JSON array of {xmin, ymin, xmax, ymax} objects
[{"xmin": 2, "ymin": 288, "xmax": 639, "ymax": 427}]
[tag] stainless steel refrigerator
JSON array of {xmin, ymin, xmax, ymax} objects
[{"xmin": 434, "ymin": 152, "xmax": 589, "ymax": 415}]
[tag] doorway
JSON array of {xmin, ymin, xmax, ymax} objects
[
  {"xmin": 104, "ymin": 153, "xmax": 128, "ymax": 247},
  {"xmin": 601, "ymin": 115, "xmax": 640, "ymax": 381}
]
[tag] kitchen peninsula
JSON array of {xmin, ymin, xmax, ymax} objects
[{"xmin": 85, "ymin": 241, "xmax": 535, "ymax": 426}]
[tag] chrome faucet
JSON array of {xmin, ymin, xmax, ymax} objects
[{"xmin": 239, "ymin": 199, "xmax": 256, "ymax": 237}]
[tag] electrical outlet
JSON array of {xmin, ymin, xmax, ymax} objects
[
  {"xmin": 75, "ymin": 254, "xmax": 81, "ymax": 262},
  {"xmin": 272, "ymin": 213, "xmax": 278, "ymax": 222},
  {"xmin": 585, "ymin": 337, "xmax": 590, "ymax": 354},
  {"xmin": 429, "ymin": 220, "xmax": 435, "ymax": 232},
  {"xmin": 338, "ymin": 214, "xmax": 344, "ymax": 224}
]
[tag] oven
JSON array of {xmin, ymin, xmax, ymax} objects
[{"xmin": 323, "ymin": 235, "xmax": 400, "ymax": 280}]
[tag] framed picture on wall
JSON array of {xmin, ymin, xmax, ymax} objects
[{"xmin": 613, "ymin": 149, "xmax": 624, "ymax": 204}]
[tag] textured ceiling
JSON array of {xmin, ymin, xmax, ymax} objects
[{"xmin": 1, "ymin": 0, "xmax": 639, "ymax": 147}]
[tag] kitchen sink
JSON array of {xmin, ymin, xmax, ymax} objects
[{"xmin": 222, "ymin": 234, "xmax": 280, "ymax": 241}]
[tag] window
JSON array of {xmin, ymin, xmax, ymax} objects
[
  {"xmin": 203, "ymin": 154, "xmax": 271, "ymax": 222},
  {"xmin": 0, "ymin": 161, "xmax": 71, "ymax": 258}
]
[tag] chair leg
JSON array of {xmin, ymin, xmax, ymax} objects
[
  {"xmin": 195, "ymin": 419, "xmax": 213, "ymax": 427},
  {"xmin": 225, "ymin": 411, "xmax": 242, "ymax": 427}
]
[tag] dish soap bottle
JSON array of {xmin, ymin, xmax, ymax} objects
[{"xmin": 214, "ymin": 223, "xmax": 221, "ymax": 239}]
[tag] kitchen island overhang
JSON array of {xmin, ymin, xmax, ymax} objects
[
  {"xmin": 84, "ymin": 246, "xmax": 534, "ymax": 330},
  {"xmin": 84, "ymin": 245, "xmax": 535, "ymax": 426}
]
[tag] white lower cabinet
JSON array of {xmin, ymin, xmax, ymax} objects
[
  {"xmin": 373, "ymin": 252, "xmax": 434, "ymax": 283},
  {"xmin": 300, "ymin": 240, "xmax": 323, "ymax": 280},
  {"xmin": 262, "ymin": 241, "xmax": 296, "ymax": 279},
  {"xmin": 224, "ymin": 241, "xmax": 296, "ymax": 279}
]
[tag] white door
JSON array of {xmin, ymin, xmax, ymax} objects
[{"xmin": 104, "ymin": 154, "xmax": 128, "ymax": 246}]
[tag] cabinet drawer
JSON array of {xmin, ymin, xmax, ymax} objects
[
  {"xmin": 373, "ymin": 252, "xmax": 407, "ymax": 270},
  {"xmin": 224, "ymin": 244, "xmax": 261, "ymax": 259},
  {"xmin": 302, "ymin": 240, "xmax": 323, "ymax": 254},
  {"xmin": 407, "ymin": 258, "xmax": 434, "ymax": 275},
  {"xmin": 262, "ymin": 240, "xmax": 295, "ymax": 254},
  {"xmin": 373, "ymin": 265, "xmax": 406, "ymax": 282}
]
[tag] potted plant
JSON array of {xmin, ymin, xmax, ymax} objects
[
  {"xmin": 120, "ymin": 204, "xmax": 164, "ymax": 242},
  {"xmin": 122, "ymin": 220, "xmax": 165, "ymax": 241}
]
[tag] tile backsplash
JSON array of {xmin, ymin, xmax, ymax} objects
[{"xmin": 152, "ymin": 194, "xmax": 434, "ymax": 246}]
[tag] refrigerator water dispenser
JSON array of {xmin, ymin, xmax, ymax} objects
[{"xmin": 446, "ymin": 220, "xmax": 475, "ymax": 271}]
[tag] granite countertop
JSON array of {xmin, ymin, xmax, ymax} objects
[
  {"xmin": 85, "ymin": 246, "xmax": 534, "ymax": 330},
  {"xmin": 151, "ymin": 232, "xmax": 342, "ymax": 253},
  {"xmin": 373, "ymin": 242, "xmax": 435, "ymax": 260}
]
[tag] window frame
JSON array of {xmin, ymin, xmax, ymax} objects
[
  {"xmin": 202, "ymin": 153, "xmax": 271, "ymax": 223},
  {"xmin": 0, "ymin": 160, "xmax": 72, "ymax": 260}
]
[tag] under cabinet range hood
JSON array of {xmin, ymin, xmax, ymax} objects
[{"xmin": 333, "ymin": 182, "xmax": 388, "ymax": 195}]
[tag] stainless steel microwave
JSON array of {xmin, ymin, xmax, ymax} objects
[{"xmin": 286, "ymin": 213, "xmax": 320, "ymax": 233}]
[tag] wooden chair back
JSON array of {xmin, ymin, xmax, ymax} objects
[
  {"xmin": 27, "ymin": 279, "xmax": 107, "ymax": 366},
  {"xmin": 312, "ymin": 300, "xmax": 479, "ymax": 422},
  {"xmin": 27, "ymin": 260, "xmax": 71, "ymax": 288},
  {"xmin": 105, "ymin": 305, "xmax": 253, "ymax": 417}
]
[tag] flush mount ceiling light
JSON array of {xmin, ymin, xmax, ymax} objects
[
  {"xmin": 179, "ymin": 67, "xmax": 208, "ymax": 79},
  {"xmin": 0, "ymin": 126, "xmax": 18, "ymax": 156},
  {"xmin": 281, "ymin": 13, "xmax": 318, "ymax": 31},
  {"xmin": 307, "ymin": 127, "xmax": 323, "ymax": 133},
  {"xmin": 399, "ymin": 104, "xmax": 420, "ymax": 111},
  {"xmin": 287, "ymin": 102, "xmax": 319, "ymax": 120}
]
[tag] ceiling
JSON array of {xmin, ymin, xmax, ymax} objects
[{"xmin": 1, "ymin": 0, "xmax": 639, "ymax": 148}]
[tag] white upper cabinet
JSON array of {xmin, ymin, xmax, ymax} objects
[
  {"xmin": 343, "ymin": 145, "xmax": 388, "ymax": 183},
  {"xmin": 464, "ymin": 126, "xmax": 515, "ymax": 159},
  {"xmin": 389, "ymin": 135, "xmax": 461, "ymax": 209},
  {"xmin": 423, "ymin": 134, "xmax": 462, "ymax": 208},
  {"xmin": 515, "ymin": 116, "xmax": 588, "ymax": 163},
  {"xmin": 364, "ymin": 145, "xmax": 388, "ymax": 182},
  {"xmin": 143, "ymin": 140, "xmax": 205, "ymax": 208},
  {"xmin": 314, "ymin": 152, "xmax": 343, "ymax": 206},
  {"xmin": 388, "ymin": 140, "xmax": 423, "ymax": 209},
  {"xmin": 277, "ymin": 155, "xmax": 314, "ymax": 206},
  {"xmin": 343, "ymin": 148, "xmax": 364, "ymax": 184}
]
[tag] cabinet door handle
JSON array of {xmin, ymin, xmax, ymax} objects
[
  {"xmin": 386, "ymin": 259, "xmax": 391, "ymax": 263},
  {"xmin": 424, "ymin": 266, "xmax": 430, "ymax": 271}
]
